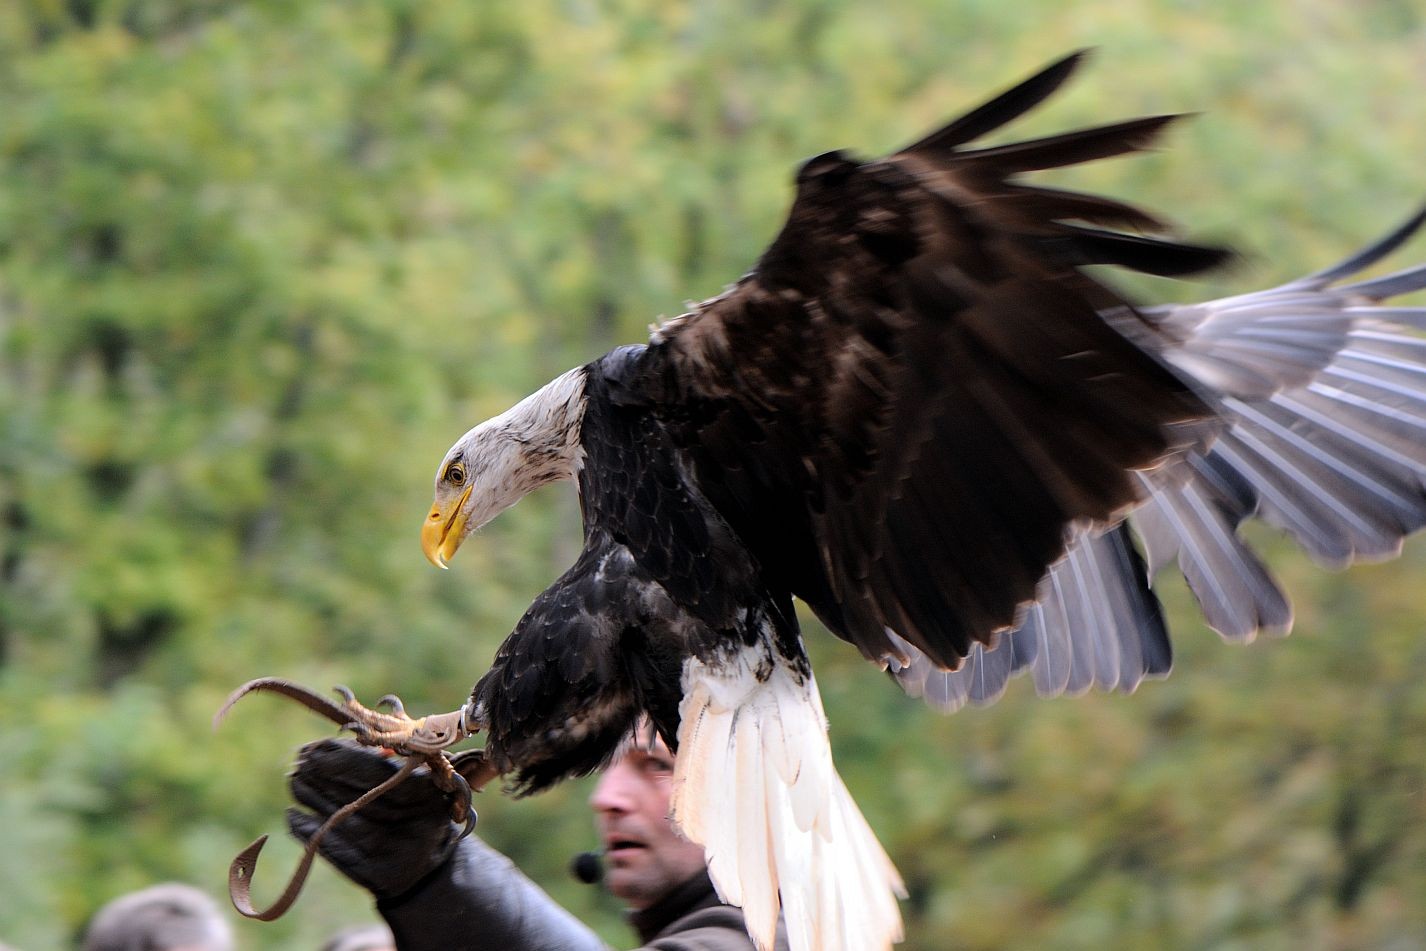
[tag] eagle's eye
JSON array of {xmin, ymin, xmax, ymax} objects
[{"xmin": 445, "ymin": 463, "xmax": 467, "ymax": 487}]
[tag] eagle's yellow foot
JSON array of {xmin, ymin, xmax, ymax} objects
[
  {"xmin": 215, "ymin": 677, "xmax": 495, "ymax": 824},
  {"xmin": 328, "ymin": 688, "xmax": 499, "ymax": 828},
  {"xmin": 332, "ymin": 686, "xmax": 470, "ymax": 756}
]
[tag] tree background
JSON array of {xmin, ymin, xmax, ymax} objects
[{"xmin": 2, "ymin": 1, "xmax": 1424, "ymax": 948}]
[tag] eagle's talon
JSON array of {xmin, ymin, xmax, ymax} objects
[
  {"xmin": 449, "ymin": 748, "xmax": 499, "ymax": 794},
  {"xmin": 376, "ymin": 694, "xmax": 406, "ymax": 715},
  {"xmin": 429, "ymin": 755, "xmax": 478, "ymax": 832}
]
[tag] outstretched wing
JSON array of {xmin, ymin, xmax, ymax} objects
[
  {"xmin": 894, "ymin": 206, "xmax": 1426, "ymax": 711},
  {"xmin": 642, "ymin": 51, "xmax": 1229, "ymax": 670}
]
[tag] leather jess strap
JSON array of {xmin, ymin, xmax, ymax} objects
[{"xmin": 228, "ymin": 756, "xmax": 421, "ymax": 920}]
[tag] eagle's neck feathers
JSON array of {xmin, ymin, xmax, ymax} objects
[{"xmin": 460, "ymin": 366, "xmax": 588, "ymax": 528}]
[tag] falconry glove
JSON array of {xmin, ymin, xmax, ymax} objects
[
  {"xmin": 287, "ymin": 738, "xmax": 463, "ymax": 900},
  {"xmin": 288, "ymin": 739, "xmax": 606, "ymax": 951}
]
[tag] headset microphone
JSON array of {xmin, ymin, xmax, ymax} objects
[{"xmin": 570, "ymin": 850, "xmax": 604, "ymax": 884}]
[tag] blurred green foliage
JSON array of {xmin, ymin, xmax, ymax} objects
[{"xmin": 2, "ymin": 1, "xmax": 1425, "ymax": 948}]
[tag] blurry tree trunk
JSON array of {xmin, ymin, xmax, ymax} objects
[{"xmin": 240, "ymin": 322, "xmax": 313, "ymax": 562}]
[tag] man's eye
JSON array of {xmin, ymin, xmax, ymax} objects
[{"xmin": 646, "ymin": 757, "xmax": 674, "ymax": 774}]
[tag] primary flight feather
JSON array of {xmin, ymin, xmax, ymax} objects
[{"xmin": 401, "ymin": 51, "xmax": 1426, "ymax": 951}]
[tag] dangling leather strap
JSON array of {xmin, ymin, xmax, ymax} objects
[{"xmin": 228, "ymin": 757, "xmax": 421, "ymax": 920}]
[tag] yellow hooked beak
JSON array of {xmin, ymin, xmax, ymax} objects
[{"xmin": 421, "ymin": 484, "xmax": 473, "ymax": 569}]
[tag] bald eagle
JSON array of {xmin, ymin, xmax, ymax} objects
[{"xmin": 370, "ymin": 52, "xmax": 1426, "ymax": 951}]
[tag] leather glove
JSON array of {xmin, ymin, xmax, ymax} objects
[
  {"xmin": 286, "ymin": 738, "xmax": 461, "ymax": 901},
  {"xmin": 287, "ymin": 739, "xmax": 608, "ymax": 951}
]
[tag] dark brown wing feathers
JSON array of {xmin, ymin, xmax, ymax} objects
[
  {"xmin": 990, "ymin": 184, "xmax": 1166, "ymax": 233},
  {"xmin": 950, "ymin": 114, "xmax": 1182, "ymax": 175},
  {"xmin": 900, "ymin": 49, "xmax": 1087, "ymax": 154},
  {"xmin": 649, "ymin": 54, "xmax": 1230, "ymax": 671}
]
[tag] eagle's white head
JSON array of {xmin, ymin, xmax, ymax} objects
[{"xmin": 421, "ymin": 367, "xmax": 588, "ymax": 568}]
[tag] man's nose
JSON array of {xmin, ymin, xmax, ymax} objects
[{"xmin": 589, "ymin": 762, "xmax": 637, "ymax": 813}]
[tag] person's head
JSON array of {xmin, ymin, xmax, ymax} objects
[
  {"xmin": 589, "ymin": 727, "xmax": 708, "ymax": 910},
  {"xmin": 320, "ymin": 923, "xmax": 395, "ymax": 951},
  {"xmin": 81, "ymin": 883, "xmax": 233, "ymax": 951}
]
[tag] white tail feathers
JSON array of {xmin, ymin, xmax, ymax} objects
[{"xmin": 673, "ymin": 647, "xmax": 906, "ymax": 951}]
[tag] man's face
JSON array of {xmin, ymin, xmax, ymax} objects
[{"xmin": 589, "ymin": 735, "xmax": 708, "ymax": 909}]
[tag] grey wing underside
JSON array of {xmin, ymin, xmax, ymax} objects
[{"xmin": 896, "ymin": 208, "xmax": 1426, "ymax": 713}]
